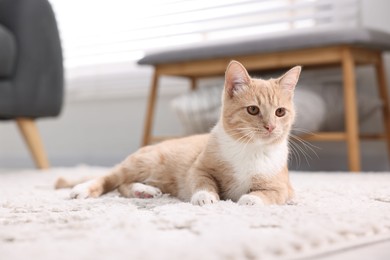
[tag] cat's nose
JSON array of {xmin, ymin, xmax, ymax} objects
[{"xmin": 264, "ymin": 124, "xmax": 275, "ymax": 133}]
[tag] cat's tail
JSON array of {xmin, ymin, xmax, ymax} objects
[{"xmin": 55, "ymin": 176, "xmax": 94, "ymax": 189}]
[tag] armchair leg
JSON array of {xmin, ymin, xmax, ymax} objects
[{"xmin": 16, "ymin": 118, "xmax": 50, "ymax": 169}]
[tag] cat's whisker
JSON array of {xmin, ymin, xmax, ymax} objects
[
  {"xmin": 290, "ymin": 138, "xmax": 314, "ymax": 161},
  {"xmin": 290, "ymin": 134, "xmax": 320, "ymax": 158},
  {"xmin": 288, "ymin": 140, "xmax": 301, "ymax": 167},
  {"xmin": 228, "ymin": 128, "xmax": 256, "ymax": 156},
  {"xmin": 224, "ymin": 127, "xmax": 257, "ymax": 136},
  {"xmin": 289, "ymin": 132, "xmax": 322, "ymax": 167},
  {"xmin": 225, "ymin": 127, "xmax": 260, "ymax": 146},
  {"xmin": 235, "ymin": 127, "xmax": 261, "ymax": 131},
  {"xmin": 235, "ymin": 130, "xmax": 255, "ymax": 146},
  {"xmin": 290, "ymin": 133, "xmax": 320, "ymax": 152},
  {"xmin": 239, "ymin": 131, "xmax": 255, "ymax": 156},
  {"xmin": 291, "ymin": 128, "xmax": 322, "ymax": 152},
  {"xmin": 291, "ymin": 127, "xmax": 316, "ymax": 135},
  {"xmin": 289, "ymin": 138, "xmax": 311, "ymax": 166},
  {"xmin": 224, "ymin": 130, "xmax": 246, "ymax": 138},
  {"xmin": 290, "ymin": 140, "xmax": 303, "ymax": 167},
  {"xmin": 290, "ymin": 127, "xmax": 315, "ymax": 135},
  {"xmin": 238, "ymin": 127, "xmax": 264, "ymax": 133},
  {"xmin": 225, "ymin": 130, "xmax": 251, "ymax": 148}
]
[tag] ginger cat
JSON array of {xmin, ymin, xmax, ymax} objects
[{"xmin": 59, "ymin": 61, "xmax": 301, "ymax": 206}]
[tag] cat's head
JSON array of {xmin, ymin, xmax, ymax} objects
[{"xmin": 221, "ymin": 60, "xmax": 301, "ymax": 145}]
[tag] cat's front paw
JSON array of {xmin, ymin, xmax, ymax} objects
[
  {"xmin": 238, "ymin": 194, "xmax": 264, "ymax": 206},
  {"xmin": 191, "ymin": 190, "xmax": 219, "ymax": 206}
]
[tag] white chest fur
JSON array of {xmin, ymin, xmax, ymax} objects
[{"xmin": 213, "ymin": 123, "xmax": 288, "ymax": 201}]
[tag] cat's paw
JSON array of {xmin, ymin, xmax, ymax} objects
[
  {"xmin": 132, "ymin": 183, "xmax": 162, "ymax": 199},
  {"xmin": 70, "ymin": 180, "xmax": 96, "ymax": 199},
  {"xmin": 238, "ymin": 194, "xmax": 264, "ymax": 206},
  {"xmin": 191, "ymin": 190, "xmax": 219, "ymax": 206}
]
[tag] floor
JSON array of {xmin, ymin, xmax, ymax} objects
[{"xmin": 311, "ymin": 239, "xmax": 390, "ymax": 260}]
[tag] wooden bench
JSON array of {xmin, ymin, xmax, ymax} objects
[{"xmin": 138, "ymin": 28, "xmax": 390, "ymax": 172}]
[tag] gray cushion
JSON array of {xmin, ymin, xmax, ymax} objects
[
  {"xmin": 138, "ymin": 28, "xmax": 390, "ymax": 65},
  {"xmin": 0, "ymin": 24, "xmax": 16, "ymax": 77},
  {"xmin": 0, "ymin": 0, "xmax": 63, "ymax": 119}
]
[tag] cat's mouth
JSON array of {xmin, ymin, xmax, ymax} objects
[
  {"xmin": 260, "ymin": 132, "xmax": 275, "ymax": 139},
  {"xmin": 231, "ymin": 128, "xmax": 282, "ymax": 143},
  {"xmin": 257, "ymin": 130, "xmax": 282, "ymax": 141}
]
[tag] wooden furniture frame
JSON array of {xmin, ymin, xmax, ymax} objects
[
  {"xmin": 141, "ymin": 45, "xmax": 390, "ymax": 172},
  {"xmin": 16, "ymin": 118, "xmax": 50, "ymax": 169}
]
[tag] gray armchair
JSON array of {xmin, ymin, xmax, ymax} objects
[{"xmin": 0, "ymin": 0, "xmax": 63, "ymax": 168}]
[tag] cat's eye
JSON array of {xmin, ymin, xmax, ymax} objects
[
  {"xmin": 275, "ymin": 107, "xmax": 286, "ymax": 117},
  {"xmin": 247, "ymin": 106, "xmax": 260, "ymax": 115}
]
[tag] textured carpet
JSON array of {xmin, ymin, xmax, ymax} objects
[{"xmin": 1, "ymin": 166, "xmax": 390, "ymax": 260}]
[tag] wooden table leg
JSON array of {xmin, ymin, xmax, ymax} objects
[
  {"xmin": 142, "ymin": 70, "xmax": 160, "ymax": 146},
  {"xmin": 16, "ymin": 118, "xmax": 50, "ymax": 169},
  {"xmin": 375, "ymin": 53, "xmax": 390, "ymax": 163},
  {"xmin": 190, "ymin": 77, "xmax": 198, "ymax": 91},
  {"xmin": 341, "ymin": 48, "xmax": 361, "ymax": 172}
]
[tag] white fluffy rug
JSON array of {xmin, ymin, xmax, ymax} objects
[{"xmin": 1, "ymin": 167, "xmax": 390, "ymax": 260}]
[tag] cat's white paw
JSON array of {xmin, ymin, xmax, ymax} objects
[
  {"xmin": 238, "ymin": 194, "xmax": 264, "ymax": 206},
  {"xmin": 191, "ymin": 190, "xmax": 218, "ymax": 206},
  {"xmin": 131, "ymin": 183, "xmax": 162, "ymax": 199},
  {"xmin": 70, "ymin": 180, "xmax": 95, "ymax": 199}
]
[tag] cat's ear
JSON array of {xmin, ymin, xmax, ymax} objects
[
  {"xmin": 225, "ymin": 60, "xmax": 251, "ymax": 98},
  {"xmin": 278, "ymin": 66, "xmax": 301, "ymax": 92}
]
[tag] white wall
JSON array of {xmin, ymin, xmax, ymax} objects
[
  {"xmin": 0, "ymin": 1, "xmax": 389, "ymax": 171},
  {"xmin": 0, "ymin": 75, "xmax": 188, "ymax": 168}
]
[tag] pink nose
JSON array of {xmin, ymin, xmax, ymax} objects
[{"xmin": 264, "ymin": 124, "xmax": 275, "ymax": 133}]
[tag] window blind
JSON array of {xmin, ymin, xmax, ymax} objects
[{"xmin": 48, "ymin": 0, "xmax": 360, "ymax": 92}]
